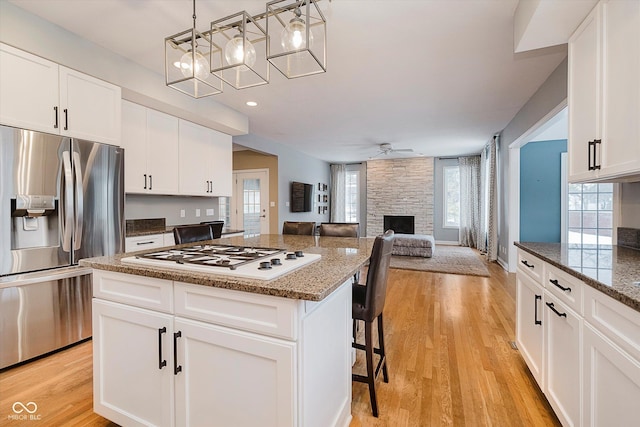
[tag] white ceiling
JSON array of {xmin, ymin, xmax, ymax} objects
[{"xmin": 8, "ymin": 0, "xmax": 567, "ymax": 163}]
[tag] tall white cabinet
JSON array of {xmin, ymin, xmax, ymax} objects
[
  {"xmin": 0, "ymin": 43, "xmax": 121, "ymax": 145},
  {"xmin": 92, "ymin": 270, "xmax": 353, "ymax": 427},
  {"xmin": 568, "ymin": 0, "xmax": 640, "ymax": 182}
]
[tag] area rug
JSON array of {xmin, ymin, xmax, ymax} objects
[{"xmin": 389, "ymin": 246, "xmax": 490, "ymax": 277}]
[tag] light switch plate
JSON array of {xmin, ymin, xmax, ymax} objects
[
  {"xmin": 180, "ymin": 209, "xmax": 186, "ymax": 218},
  {"xmin": 206, "ymin": 209, "xmax": 214, "ymax": 216},
  {"xmin": 270, "ymin": 201, "xmax": 275, "ymax": 207},
  {"xmin": 195, "ymin": 209, "xmax": 201, "ymax": 217}
]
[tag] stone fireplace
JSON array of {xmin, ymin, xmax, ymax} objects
[{"xmin": 366, "ymin": 157, "xmax": 434, "ymax": 236}]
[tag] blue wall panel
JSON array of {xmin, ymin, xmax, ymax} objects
[{"xmin": 520, "ymin": 139, "xmax": 567, "ymax": 242}]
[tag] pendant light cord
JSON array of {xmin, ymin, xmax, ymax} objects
[{"xmin": 192, "ymin": 0, "xmax": 196, "ymax": 29}]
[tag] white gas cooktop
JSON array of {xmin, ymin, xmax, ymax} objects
[{"xmin": 120, "ymin": 244, "xmax": 320, "ymax": 280}]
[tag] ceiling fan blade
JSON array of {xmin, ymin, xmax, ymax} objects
[{"xmin": 392, "ymin": 148, "xmax": 414, "ymax": 152}]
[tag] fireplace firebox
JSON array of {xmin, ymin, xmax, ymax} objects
[{"xmin": 383, "ymin": 215, "xmax": 415, "ymax": 234}]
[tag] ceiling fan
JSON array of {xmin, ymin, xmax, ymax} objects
[{"xmin": 370, "ymin": 143, "xmax": 414, "ymax": 158}]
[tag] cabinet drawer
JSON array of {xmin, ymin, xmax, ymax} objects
[
  {"xmin": 125, "ymin": 234, "xmax": 164, "ymax": 252},
  {"xmin": 545, "ymin": 264, "xmax": 584, "ymax": 315},
  {"xmin": 174, "ymin": 282, "xmax": 301, "ymax": 340},
  {"xmin": 584, "ymin": 285, "xmax": 640, "ymax": 362},
  {"xmin": 93, "ymin": 270, "xmax": 173, "ymax": 313},
  {"xmin": 517, "ymin": 249, "xmax": 545, "ymax": 284}
]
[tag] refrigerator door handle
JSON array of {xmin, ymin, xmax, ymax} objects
[
  {"xmin": 61, "ymin": 151, "xmax": 74, "ymax": 252},
  {"xmin": 72, "ymin": 151, "xmax": 84, "ymax": 251}
]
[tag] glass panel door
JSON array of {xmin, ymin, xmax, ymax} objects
[{"xmin": 232, "ymin": 170, "xmax": 269, "ymax": 236}]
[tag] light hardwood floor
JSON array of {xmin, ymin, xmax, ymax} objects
[{"xmin": 0, "ymin": 260, "xmax": 560, "ymax": 427}]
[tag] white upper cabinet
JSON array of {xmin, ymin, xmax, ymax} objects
[
  {"xmin": 0, "ymin": 43, "xmax": 121, "ymax": 145},
  {"xmin": 179, "ymin": 119, "xmax": 232, "ymax": 197},
  {"xmin": 0, "ymin": 43, "xmax": 59, "ymax": 133},
  {"xmin": 121, "ymin": 100, "xmax": 179, "ymax": 194},
  {"xmin": 123, "ymin": 101, "xmax": 231, "ymax": 197},
  {"xmin": 568, "ymin": 0, "xmax": 640, "ymax": 182},
  {"xmin": 59, "ymin": 66, "xmax": 121, "ymax": 145}
]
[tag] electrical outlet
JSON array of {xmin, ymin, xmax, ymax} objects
[
  {"xmin": 270, "ymin": 201, "xmax": 275, "ymax": 207},
  {"xmin": 180, "ymin": 209, "xmax": 185, "ymax": 218},
  {"xmin": 285, "ymin": 202, "xmax": 290, "ymax": 207},
  {"xmin": 195, "ymin": 209, "xmax": 201, "ymax": 217},
  {"xmin": 206, "ymin": 209, "xmax": 214, "ymax": 216}
]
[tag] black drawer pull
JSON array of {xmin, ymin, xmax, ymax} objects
[
  {"xmin": 136, "ymin": 241, "xmax": 155, "ymax": 246},
  {"xmin": 549, "ymin": 279, "xmax": 571, "ymax": 293},
  {"xmin": 546, "ymin": 302, "xmax": 567, "ymax": 318},
  {"xmin": 534, "ymin": 295, "xmax": 542, "ymax": 325},
  {"xmin": 521, "ymin": 260, "xmax": 534, "ymax": 269},
  {"xmin": 173, "ymin": 331, "xmax": 182, "ymax": 375},
  {"xmin": 144, "ymin": 174, "xmax": 147, "ymax": 189},
  {"xmin": 149, "ymin": 174, "xmax": 153, "ymax": 190},
  {"xmin": 54, "ymin": 106, "xmax": 59, "ymax": 129},
  {"xmin": 158, "ymin": 327, "xmax": 167, "ymax": 369},
  {"xmin": 63, "ymin": 108, "xmax": 68, "ymax": 130}
]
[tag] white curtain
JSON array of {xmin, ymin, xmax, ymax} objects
[
  {"xmin": 485, "ymin": 136, "xmax": 499, "ymax": 261},
  {"xmin": 458, "ymin": 155, "xmax": 481, "ymax": 248},
  {"xmin": 330, "ymin": 163, "xmax": 346, "ymax": 222}
]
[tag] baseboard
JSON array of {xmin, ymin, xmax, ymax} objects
[
  {"xmin": 435, "ymin": 240, "xmax": 459, "ymax": 246},
  {"xmin": 497, "ymin": 257, "xmax": 508, "ymax": 271}
]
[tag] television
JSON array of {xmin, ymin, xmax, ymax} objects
[{"xmin": 290, "ymin": 181, "xmax": 313, "ymax": 212}]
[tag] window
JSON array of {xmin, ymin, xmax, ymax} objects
[
  {"xmin": 567, "ymin": 183, "xmax": 613, "ymax": 245},
  {"xmin": 218, "ymin": 197, "xmax": 230, "ymax": 225},
  {"xmin": 443, "ymin": 165, "xmax": 460, "ymax": 227},
  {"xmin": 345, "ymin": 169, "xmax": 359, "ymax": 223}
]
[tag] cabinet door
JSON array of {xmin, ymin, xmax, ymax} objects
[
  {"xmin": 545, "ymin": 292, "xmax": 582, "ymax": 427},
  {"xmin": 0, "ymin": 43, "xmax": 59, "ymax": 133},
  {"xmin": 599, "ymin": 0, "xmax": 640, "ymax": 179},
  {"xmin": 178, "ymin": 120, "xmax": 212, "ymax": 196},
  {"xmin": 568, "ymin": 4, "xmax": 601, "ymax": 182},
  {"xmin": 147, "ymin": 109, "xmax": 179, "ymax": 194},
  {"xmin": 583, "ymin": 323, "xmax": 640, "ymax": 427},
  {"xmin": 93, "ymin": 299, "xmax": 174, "ymax": 427},
  {"xmin": 210, "ymin": 130, "xmax": 233, "ymax": 197},
  {"xmin": 121, "ymin": 100, "xmax": 148, "ymax": 193},
  {"xmin": 174, "ymin": 317, "xmax": 295, "ymax": 427},
  {"xmin": 59, "ymin": 66, "xmax": 121, "ymax": 145},
  {"xmin": 516, "ymin": 272, "xmax": 545, "ymax": 387}
]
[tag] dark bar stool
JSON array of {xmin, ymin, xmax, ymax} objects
[
  {"xmin": 318, "ymin": 222, "xmax": 359, "ymax": 237},
  {"xmin": 282, "ymin": 221, "xmax": 316, "ymax": 235},
  {"xmin": 173, "ymin": 224, "xmax": 214, "ymax": 245},
  {"xmin": 200, "ymin": 221, "xmax": 224, "ymax": 238},
  {"xmin": 352, "ymin": 229, "xmax": 395, "ymax": 417}
]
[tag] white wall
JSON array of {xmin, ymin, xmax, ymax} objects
[
  {"xmin": 0, "ymin": 1, "xmax": 247, "ymax": 136},
  {"xmin": 621, "ymin": 182, "xmax": 640, "ymax": 228}
]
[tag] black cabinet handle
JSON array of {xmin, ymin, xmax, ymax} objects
[
  {"xmin": 534, "ymin": 295, "xmax": 542, "ymax": 325},
  {"xmin": 588, "ymin": 140, "xmax": 593, "ymax": 170},
  {"xmin": 549, "ymin": 279, "xmax": 571, "ymax": 293},
  {"xmin": 588, "ymin": 139, "xmax": 602, "ymax": 171},
  {"xmin": 144, "ymin": 174, "xmax": 147, "ymax": 189},
  {"xmin": 158, "ymin": 327, "xmax": 167, "ymax": 369},
  {"xmin": 521, "ymin": 260, "xmax": 534, "ymax": 269},
  {"xmin": 149, "ymin": 174, "xmax": 153, "ymax": 191},
  {"xmin": 54, "ymin": 106, "xmax": 59, "ymax": 129},
  {"xmin": 173, "ymin": 331, "xmax": 182, "ymax": 375},
  {"xmin": 546, "ymin": 302, "xmax": 567, "ymax": 318},
  {"xmin": 63, "ymin": 108, "xmax": 68, "ymax": 130}
]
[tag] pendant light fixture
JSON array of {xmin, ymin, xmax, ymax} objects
[
  {"xmin": 210, "ymin": 11, "xmax": 269, "ymax": 89},
  {"xmin": 165, "ymin": 0, "xmax": 223, "ymax": 98},
  {"xmin": 267, "ymin": 0, "xmax": 326, "ymax": 79}
]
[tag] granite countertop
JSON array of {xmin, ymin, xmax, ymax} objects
[
  {"xmin": 515, "ymin": 242, "xmax": 640, "ymax": 312},
  {"xmin": 125, "ymin": 218, "xmax": 243, "ymax": 237},
  {"xmin": 80, "ymin": 234, "xmax": 374, "ymax": 302}
]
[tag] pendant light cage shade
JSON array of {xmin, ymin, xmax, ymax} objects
[
  {"xmin": 266, "ymin": 0, "xmax": 326, "ymax": 79},
  {"xmin": 210, "ymin": 11, "xmax": 269, "ymax": 90},
  {"xmin": 165, "ymin": 28, "xmax": 223, "ymax": 98}
]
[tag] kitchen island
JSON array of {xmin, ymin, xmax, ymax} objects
[{"xmin": 80, "ymin": 234, "xmax": 375, "ymax": 427}]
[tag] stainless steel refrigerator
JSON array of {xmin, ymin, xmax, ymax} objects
[{"xmin": 0, "ymin": 125, "xmax": 124, "ymax": 369}]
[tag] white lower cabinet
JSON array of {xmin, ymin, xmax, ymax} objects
[
  {"xmin": 516, "ymin": 248, "xmax": 640, "ymax": 427},
  {"xmin": 174, "ymin": 317, "xmax": 295, "ymax": 427},
  {"xmin": 93, "ymin": 299, "xmax": 175, "ymax": 427},
  {"xmin": 544, "ymin": 292, "xmax": 582, "ymax": 427},
  {"xmin": 92, "ymin": 270, "xmax": 352, "ymax": 427},
  {"xmin": 583, "ymin": 323, "xmax": 640, "ymax": 426},
  {"xmin": 516, "ymin": 272, "xmax": 545, "ymax": 387}
]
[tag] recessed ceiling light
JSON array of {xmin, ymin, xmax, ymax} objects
[{"xmin": 246, "ymin": 101, "xmax": 258, "ymax": 107}]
